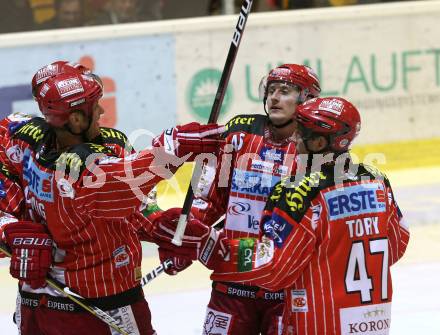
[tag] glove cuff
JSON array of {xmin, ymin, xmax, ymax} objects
[{"xmin": 199, "ymin": 228, "xmax": 220, "ymax": 267}]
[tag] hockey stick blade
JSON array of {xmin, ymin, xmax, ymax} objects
[{"xmin": 172, "ymin": 0, "xmax": 254, "ymax": 246}]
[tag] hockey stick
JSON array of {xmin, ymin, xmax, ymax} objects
[
  {"xmin": 172, "ymin": 0, "xmax": 254, "ymax": 246},
  {"xmin": 140, "ymin": 258, "xmax": 173, "ymax": 286},
  {"xmin": 0, "ymin": 243, "xmax": 129, "ymax": 335}
]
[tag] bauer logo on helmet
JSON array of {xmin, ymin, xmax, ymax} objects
[{"xmin": 56, "ymin": 77, "xmax": 84, "ymax": 98}]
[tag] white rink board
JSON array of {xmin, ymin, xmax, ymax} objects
[
  {"xmin": 0, "ymin": 1, "xmax": 440, "ymax": 148},
  {"xmin": 173, "ymin": 1, "xmax": 440, "ymax": 144}
]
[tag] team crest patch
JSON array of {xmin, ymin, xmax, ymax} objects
[
  {"xmin": 291, "ymin": 289, "xmax": 308, "ymax": 312},
  {"xmin": 113, "ymin": 246, "xmax": 130, "ymax": 268},
  {"xmin": 203, "ymin": 307, "xmax": 232, "ymax": 335}
]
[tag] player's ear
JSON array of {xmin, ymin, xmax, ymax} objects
[
  {"xmin": 68, "ymin": 110, "xmax": 84, "ymax": 127},
  {"xmin": 308, "ymin": 135, "xmax": 328, "ymax": 153}
]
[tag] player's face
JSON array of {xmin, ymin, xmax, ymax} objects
[{"xmin": 266, "ymin": 83, "xmax": 300, "ymax": 126}]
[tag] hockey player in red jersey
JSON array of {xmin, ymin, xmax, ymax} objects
[
  {"xmin": 0, "ymin": 69, "xmax": 224, "ymax": 335},
  {"xmin": 152, "ymin": 97, "xmax": 410, "ymax": 335},
  {"xmin": 182, "ymin": 64, "xmax": 320, "ymax": 334}
]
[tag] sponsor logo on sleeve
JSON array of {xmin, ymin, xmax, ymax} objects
[
  {"xmin": 22, "ymin": 149, "xmax": 54, "ymax": 202},
  {"xmin": 324, "ymin": 183, "xmax": 386, "ymax": 221},
  {"xmin": 6, "ymin": 145, "xmax": 24, "ymax": 163},
  {"xmin": 57, "ymin": 178, "xmax": 75, "ymax": 199},
  {"xmin": 262, "ymin": 214, "xmax": 293, "ymax": 248},
  {"xmin": 310, "ymin": 203, "xmax": 322, "ymax": 230}
]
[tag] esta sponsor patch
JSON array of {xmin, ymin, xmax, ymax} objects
[
  {"xmin": 261, "ymin": 213, "xmax": 293, "ymax": 248},
  {"xmin": 324, "ymin": 183, "xmax": 386, "ymax": 220},
  {"xmin": 22, "ymin": 149, "xmax": 54, "ymax": 202}
]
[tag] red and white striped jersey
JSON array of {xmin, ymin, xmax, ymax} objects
[
  {"xmin": 193, "ymin": 114, "xmax": 297, "ymax": 244},
  {"xmin": 212, "ymin": 163, "xmax": 409, "ymax": 335},
  {"xmin": 0, "ymin": 117, "xmax": 178, "ymax": 298}
]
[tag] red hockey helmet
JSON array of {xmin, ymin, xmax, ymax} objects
[
  {"xmin": 38, "ymin": 73, "xmax": 103, "ymax": 127},
  {"xmin": 260, "ymin": 64, "xmax": 321, "ymax": 103},
  {"xmin": 296, "ymin": 97, "xmax": 361, "ymax": 152},
  {"xmin": 31, "ymin": 61, "xmax": 91, "ymax": 98}
]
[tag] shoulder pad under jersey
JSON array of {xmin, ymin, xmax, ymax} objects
[
  {"xmin": 98, "ymin": 127, "xmax": 133, "ymax": 152},
  {"xmin": 268, "ymin": 169, "xmax": 334, "ymax": 223},
  {"xmin": 11, "ymin": 117, "xmax": 51, "ymax": 149},
  {"xmin": 224, "ymin": 114, "xmax": 267, "ymax": 137},
  {"xmin": 56, "ymin": 143, "xmax": 114, "ymax": 177},
  {"xmin": 358, "ymin": 163, "xmax": 389, "ymax": 186},
  {"xmin": 0, "ymin": 162, "xmax": 19, "ymax": 183}
]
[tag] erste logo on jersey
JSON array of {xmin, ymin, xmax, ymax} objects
[
  {"xmin": 261, "ymin": 213, "xmax": 293, "ymax": 248},
  {"xmin": 231, "ymin": 169, "xmax": 280, "ymax": 197},
  {"xmin": 324, "ymin": 183, "xmax": 386, "ymax": 221},
  {"xmin": 23, "ymin": 149, "xmax": 54, "ymax": 202}
]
